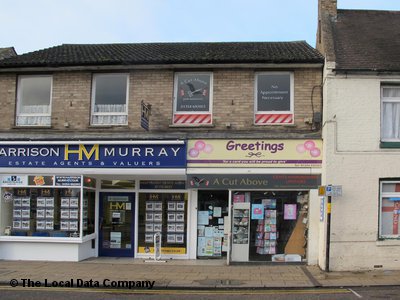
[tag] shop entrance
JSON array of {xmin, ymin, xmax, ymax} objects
[
  {"xmin": 197, "ymin": 190, "xmax": 229, "ymax": 259},
  {"xmin": 231, "ymin": 191, "xmax": 308, "ymax": 263},
  {"xmin": 99, "ymin": 192, "xmax": 135, "ymax": 257}
]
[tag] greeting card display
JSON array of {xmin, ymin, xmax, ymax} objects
[{"xmin": 255, "ymin": 199, "xmax": 278, "ymax": 255}]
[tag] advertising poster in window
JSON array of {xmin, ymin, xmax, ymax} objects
[
  {"xmin": 251, "ymin": 204, "xmax": 264, "ymax": 220},
  {"xmin": 284, "ymin": 204, "xmax": 297, "ymax": 220},
  {"xmin": 175, "ymin": 74, "xmax": 211, "ymax": 112},
  {"xmin": 255, "ymin": 73, "xmax": 293, "ymax": 125},
  {"xmin": 173, "ymin": 73, "xmax": 212, "ymax": 125},
  {"xmin": 28, "ymin": 176, "xmax": 54, "ymax": 186}
]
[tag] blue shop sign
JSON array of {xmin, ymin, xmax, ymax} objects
[{"xmin": 0, "ymin": 143, "xmax": 187, "ymax": 168}]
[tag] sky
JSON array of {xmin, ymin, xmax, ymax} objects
[{"xmin": 1, "ymin": 0, "xmax": 400, "ymax": 55}]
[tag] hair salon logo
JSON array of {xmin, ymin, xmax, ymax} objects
[{"xmin": 189, "ymin": 176, "xmax": 209, "ymax": 187}]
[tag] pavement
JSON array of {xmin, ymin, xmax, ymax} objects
[{"xmin": 0, "ymin": 258, "xmax": 399, "ymax": 289}]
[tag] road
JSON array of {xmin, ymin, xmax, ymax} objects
[{"xmin": 0, "ymin": 286, "xmax": 400, "ymax": 299}]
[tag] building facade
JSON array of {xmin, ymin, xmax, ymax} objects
[
  {"xmin": 0, "ymin": 42, "xmax": 324, "ymax": 263},
  {"xmin": 318, "ymin": 0, "xmax": 400, "ymax": 271}
]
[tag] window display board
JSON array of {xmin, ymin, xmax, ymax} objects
[
  {"xmin": 1, "ymin": 175, "xmax": 95, "ymax": 239},
  {"xmin": 7, "ymin": 187, "xmax": 80, "ymax": 237},
  {"xmin": 231, "ymin": 202, "xmax": 250, "ymax": 262},
  {"xmin": 138, "ymin": 193, "xmax": 187, "ymax": 255}
]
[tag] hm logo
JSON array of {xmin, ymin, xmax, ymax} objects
[{"xmin": 64, "ymin": 144, "xmax": 99, "ymax": 160}]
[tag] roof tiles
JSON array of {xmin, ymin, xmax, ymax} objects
[
  {"xmin": 0, "ymin": 42, "xmax": 323, "ymax": 68},
  {"xmin": 334, "ymin": 9, "xmax": 400, "ymax": 72}
]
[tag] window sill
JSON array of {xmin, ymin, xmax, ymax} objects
[
  {"xmin": 12, "ymin": 126, "xmax": 53, "ymax": 129},
  {"xmin": 252, "ymin": 124, "xmax": 297, "ymax": 127},
  {"xmin": 376, "ymin": 239, "xmax": 400, "ymax": 246},
  {"xmin": 88, "ymin": 125, "xmax": 128, "ymax": 128},
  {"xmin": 169, "ymin": 124, "xmax": 215, "ymax": 128},
  {"xmin": 380, "ymin": 142, "xmax": 400, "ymax": 149},
  {"xmin": 0, "ymin": 233, "xmax": 95, "ymax": 243},
  {"xmin": 0, "ymin": 236, "xmax": 82, "ymax": 243}
]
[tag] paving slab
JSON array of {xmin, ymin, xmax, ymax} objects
[{"xmin": 0, "ymin": 259, "xmax": 399, "ymax": 289}]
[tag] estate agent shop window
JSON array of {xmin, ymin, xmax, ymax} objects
[
  {"xmin": 137, "ymin": 181, "xmax": 188, "ymax": 256},
  {"xmin": 0, "ymin": 175, "xmax": 95, "ymax": 238}
]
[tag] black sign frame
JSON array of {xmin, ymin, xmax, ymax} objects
[
  {"xmin": 174, "ymin": 73, "xmax": 212, "ymax": 113},
  {"xmin": 255, "ymin": 72, "xmax": 293, "ymax": 112}
]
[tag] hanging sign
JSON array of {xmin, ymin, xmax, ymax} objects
[{"xmin": 141, "ymin": 101, "xmax": 151, "ymax": 131}]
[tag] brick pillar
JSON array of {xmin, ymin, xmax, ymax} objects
[{"xmin": 318, "ymin": 0, "xmax": 337, "ymax": 18}]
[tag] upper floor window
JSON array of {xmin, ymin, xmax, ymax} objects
[
  {"xmin": 379, "ymin": 180, "xmax": 400, "ymax": 239},
  {"xmin": 91, "ymin": 74, "xmax": 129, "ymax": 126},
  {"xmin": 173, "ymin": 72, "xmax": 213, "ymax": 126},
  {"xmin": 16, "ymin": 75, "xmax": 52, "ymax": 126},
  {"xmin": 381, "ymin": 86, "xmax": 400, "ymax": 142},
  {"xmin": 254, "ymin": 72, "xmax": 294, "ymax": 125}
]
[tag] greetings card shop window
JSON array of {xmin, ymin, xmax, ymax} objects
[
  {"xmin": 379, "ymin": 181, "xmax": 400, "ymax": 239},
  {"xmin": 91, "ymin": 74, "xmax": 129, "ymax": 125},
  {"xmin": 381, "ymin": 86, "xmax": 400, "ymax": 142},
  {"xmin": 254, "ymin": 73, "xmax": 294, "ymax": 125},
  {"xmin": 173, "ymin": 73, "xmax": 213, "ymax": 126},
  {"xmin": 16, "ymin": 75, "xmax": 52, "ymax": 126}
]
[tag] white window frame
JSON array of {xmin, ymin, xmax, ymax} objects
[
  {"xmin": 381, "ymin": 86, "xmax": 400, "ymax": 142},
  {"xmin": 16, "ymin": 75, "xmax": 53, "ymax": 127},
  {"xmin": 173, "ymin": 72, "xmax": 213, "ymax": 126},
  {"xmin": 254, "ymin": 72, "xmax": 294, "ymax": 125},
  {"xmin": 91, "ymin": 73, "xmax": 129, "ymax": 126},
  {"xmin": 379, "ymin": 180, "xmax": 400, "ymax": 239}
]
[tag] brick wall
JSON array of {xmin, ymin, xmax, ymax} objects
[{"xmin": 0, "ymin": 68, "xmax": 322, "ymax": 134}]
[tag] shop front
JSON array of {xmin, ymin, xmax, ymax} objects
[
  {"xmin": 0, "ymin": 141, "xmax": 188, "ymax": 261},
  {"xmin": 186, "ymin": 139, "xmax": 322, "ymax": 264}
]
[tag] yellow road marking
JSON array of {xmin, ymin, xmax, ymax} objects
[{"xmin": 0, "ymin": 286, "xmax": 351, "ymax": 295}]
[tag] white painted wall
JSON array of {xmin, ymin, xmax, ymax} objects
[
  {"xmin": 0, "ymin": 242, "xmax": 80, "ymax": 261},
  {"xmin": 307, "ymin": 189, "xmax": 320, "ymax": 265},
  {"xmin": 322, "ymin": 70, "xmax": 400, "ymax": 271}
]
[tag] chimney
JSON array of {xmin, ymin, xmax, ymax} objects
[
  {"xmin": 317, "ymin": 0, "xmax": 337, "ymax": 51},
  {"xmin": 318, "ymin": 0, "xmax": 337, "ymax": 19}
]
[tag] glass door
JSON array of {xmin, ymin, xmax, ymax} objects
[
  {"xmin": 197, "ymin": 190, "xmax": 229, "ymax": 258},
  {"xmin": 99, "ymin": 192, "xmax": 135, "ymax": 257}
]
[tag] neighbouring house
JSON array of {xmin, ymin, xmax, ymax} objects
[
  {"xmin": 0, "ymin": 47, "xmax": 16, "ymax": 60},
  {"xmin": 318, "ymin": 0, "xmax": 400, "ymax": 271}
]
